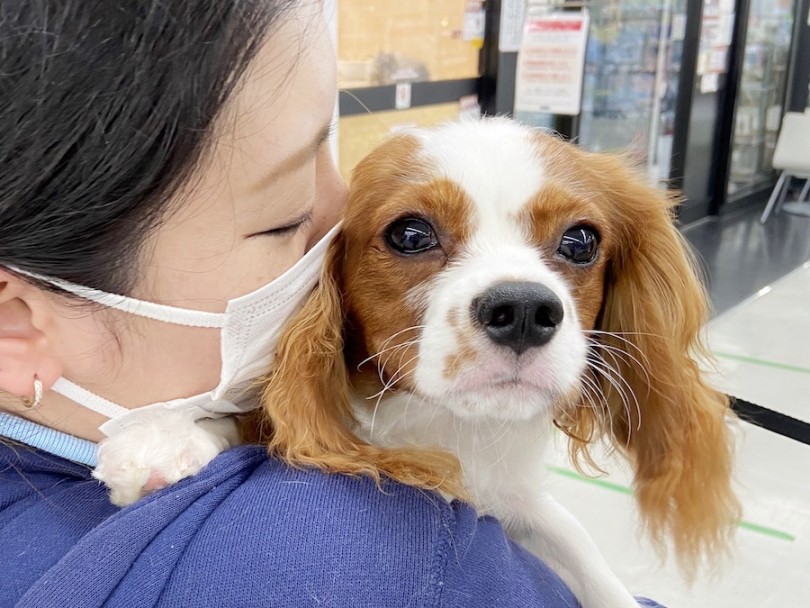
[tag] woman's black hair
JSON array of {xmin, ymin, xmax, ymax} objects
[{"xmin": 0, "ymin": 0, "xmax": 297, "ymax": 294}]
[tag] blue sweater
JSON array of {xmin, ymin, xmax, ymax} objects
[{"xmin": 1, "ymin": 440, "xmax": 664, "ymax": 607}]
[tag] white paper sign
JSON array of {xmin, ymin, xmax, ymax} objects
[
  {"xmin": 514, "ymin": 10, "xmax": 590, "ymax": 115},
  {"xmin": 671, "ymin": 14, "xmax": 687, "ymax": 41},
  {"xmin": 700, "ymin": 72, "xmax": 719, "ymax": 93},
  {"xmin": 459, "ymin": 94, "xmax": 481, "ymax": 119},
  {"xmin": 395, "ymin": 83, "xmax": 412, "ymax": 110},
  {"xmin": 499, "ymin": 0, "xmax": 527, "ymax": 52},
  {"xmin": 463, "ymin": 1, "xmax": 486, "ymax": 42}
]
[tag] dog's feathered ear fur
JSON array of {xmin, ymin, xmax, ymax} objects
[
  {"xmin": 557, "ymin": 153, "xmax": 740, "ymax": 573},
  {"xmin": 257, "ymin": 231, "xmax": 464, "ymax": 495}
]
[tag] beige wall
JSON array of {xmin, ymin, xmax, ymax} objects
[
  {"xmin": 338, "ymin": 103, "xmax": 463, "ymax": 179},
  {"xmin": 338, "ymin": 0, "xmax": 479, "ymax": 85},
  {"xmin": 336, "ymin": 2, "xmax": 480, "ymax": 177}
]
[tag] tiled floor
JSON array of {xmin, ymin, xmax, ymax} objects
[
  {"xmin": 683, "ymin": 203, "xmax": 810, "ymax": 316},
  {"xmin": 547, "ymin": 204, "xmax": 810, "ymax": 607}
]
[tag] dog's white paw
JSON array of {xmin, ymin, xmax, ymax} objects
[{"xmin": 92, "ymin": 411, "xmax": 239, "ymax": 507}]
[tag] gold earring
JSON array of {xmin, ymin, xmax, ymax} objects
[{"xmin": 22, "ymin": 376, "xmax": 43, "ymax": 410}]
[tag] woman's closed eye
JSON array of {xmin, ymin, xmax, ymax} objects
[{"xmin": 245, "ymin": 210, "xmax": 313, "ymax": 239}]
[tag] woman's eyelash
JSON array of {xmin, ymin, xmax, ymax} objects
[
  {"xmin": 323, "ymin": 121, "xmax": 337, "ymax": 144},
  {"xmin": 248, "ymin": 213, "xmax": 312, "ymax": 238}
]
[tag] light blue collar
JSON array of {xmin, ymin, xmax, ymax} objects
[{"xmin": 0, "ymin": 412, "xmax": 97, "ymax": 466}]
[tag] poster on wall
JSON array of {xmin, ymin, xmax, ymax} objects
[{"xmin": 514, "ymin": 10, "xmax": 590, "ymax": 115}]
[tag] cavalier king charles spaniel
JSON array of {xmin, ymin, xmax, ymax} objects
[{"xmin": 258, "ymin": 117, "xmax": 740, "ymax": 607}]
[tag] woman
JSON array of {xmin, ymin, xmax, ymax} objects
[{"xmin": 0, "ymin": 1, "xmax": 663, "ymax": 606}]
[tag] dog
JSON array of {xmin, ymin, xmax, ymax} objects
[{"xmin": 259, "ymin": 117, "xmax": 740, "ymax": 607}]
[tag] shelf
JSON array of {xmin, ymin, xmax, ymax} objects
[{"xmin": 338, "ymin": 78, "xmax": 479, "ymax": 116}]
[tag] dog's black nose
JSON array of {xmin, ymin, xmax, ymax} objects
[{"xmin": 473, "ymin": 281, "xmax": 564, "ymax": 355}]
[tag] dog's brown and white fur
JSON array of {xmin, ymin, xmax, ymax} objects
[{"xmin": 259, "ymin": 118, "xmax": 740, "ymax": 607}]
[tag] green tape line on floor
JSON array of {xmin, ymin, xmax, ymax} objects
[
  {"xmin": 548, "ymin": 465, "xmax": 634, "ymax": 495},
  {"xmin": 737, "ymin": 521, "xmax": 796, "ymax": 542},
  {"xmin": 714, "ymin": 351, "xmax": 810, "ymax": 375},
  {"xmin": 548, "ymin": 466, "xmax": 796, "ymax": 542}
]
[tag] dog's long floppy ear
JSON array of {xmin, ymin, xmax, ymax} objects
[
  {"xmin": 561, "ymin": 154, "xmax": 740, "ymax": 572},
  {"xmin": 256, "ymin": 231, "xmax": 353, "ymax": 461},
  {"xmin": 257, "ymin": 231, "xmax": 463, "ymax": 495}
]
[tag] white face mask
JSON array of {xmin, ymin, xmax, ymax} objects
[{"xmin": 9, "ymin": 225, "xmax": 338, "ymax": 437}]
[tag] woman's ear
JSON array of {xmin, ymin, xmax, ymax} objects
[
  {"xmin": 0, "ymin": 269, "xmax": 62, "ymax": 402},
  {"xmin": 560, "ymin": 156, "xmax": 740, "ymax": 573}
]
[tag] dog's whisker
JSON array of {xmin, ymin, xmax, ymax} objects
[
  {"xmin": 585, "ymin": 330, "xmax": 653, "ymax": 365},
  {"xmin": 586, "ymin": 354, "xmax": 641, "ymax": 439},
  {"xmin": 360, "ymin": 338, "xmax": 418, "ymax": 369},
  {"xmin": 587, "ymin": 337, "xmax": 633, "ymax": 365},
  {"xmin": 602, "ymin": 340, "xmax": 652, "ymax": 376},
  {"xmin": 588, "ymin": 340, "xmax": 653, "ymax": 394},
  {"xmin": 367, "ymin": 353, "xmax": 420, "ymax": 401},
  {"xmin": 378, "ymin": 324, "xmax": 427, "ymax": 346},
  {"xmin": 356, "ymin": 325, "xmax": 425, "ymax": 371},
  {"xmin": 578, "ymin": 373, "xmax": 614, "ymax": 443},
  {"xmin": 369, "ymin": 366, "xmax": 412, "ymax": 439},
  {"xmin": 586, "ymin": 328, "xmax": 664, "ymax": 341},
  {"xmin": 386, "ymin": 355, "xmax": 420, "ymax": 388},
  {"xmin": 579, "ymin": 373, "xmax": 607, "ymax": 417},
  {"xmin": 376, "ymin": 329, "xmax": 422, "ymax": 354},
  {"xmin": 586, "ymin": 340, "xmax": 649, "ymax": 403},
  {"xmin": 586, "ymin": 331, "xmax": 653, "ymax": 371},
  {"xmin": 379, "ymin": 341, "xmax": 417, "ymax": 381},
  {"xmin": 393, "ymin": 338, "xmax": 415, "ymax": 369},
  {"xmin": 367, "ymin": 357, "xmax": 421, "ymax": 439},
  {"xmin": 369, "ymin": 363, "xmax": 415, "ymax": 437},
  {"xmin": 370, "ymin": 339, "xmax": 419, "ymax": 387},
  {"xmin": 368, "ymin": 391, "xmax": 383, "ymax": 441},
  {"xmin": 587, "ymin": 355, "xmax": 639, "ymax": 430},
  {"xmin": 368, "ymin": 340, "xmax": 413, "ymax": 364}
]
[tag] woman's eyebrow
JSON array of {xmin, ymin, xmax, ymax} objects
[{"xmin": 250, "ymin": 121, "xmax": 334, "ymax": 193}]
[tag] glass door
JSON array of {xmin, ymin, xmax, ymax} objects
[
  {"xmin": 577, "ymin": 0, "xmax": 687, "ymax": 182},
  {"xmin": 727, "ymin": 0, "xmax": 795, "ymax": 200}
]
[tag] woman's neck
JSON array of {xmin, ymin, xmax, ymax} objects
[{"xmin": 1, "ymin": 395, "xmax": 106, "ymax": 442}]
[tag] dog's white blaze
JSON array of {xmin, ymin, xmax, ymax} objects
[{"xmin": 415, "ymin": 117, "xmax": 545, "ymax": 219}]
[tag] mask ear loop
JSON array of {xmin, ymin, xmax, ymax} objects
[
  {"xmin": 5, "ymin": 265, "xmax": 226, "ymax": 328},
  {"xmin": 22, "ymin": 376, "xmax": 43, "ymax": 410},
  {"xmin": 49, "ymin": 378, "xmax": 131, "ymax": 420}
]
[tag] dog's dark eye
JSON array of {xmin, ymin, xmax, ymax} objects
[
  {"xmin": 557, "ymin": 226, "xmax": 599, "ymax": 264},
  {"xmin": 386, "ymin": 218, "xmax": 439, "ymax": 254}
]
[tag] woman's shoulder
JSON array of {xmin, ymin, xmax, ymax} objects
[{"xmin": 4, "ymin": 442, "xmax": 582, "ymax": 607}]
